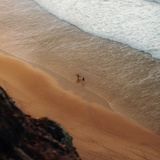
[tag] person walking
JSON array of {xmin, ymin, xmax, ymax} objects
[{"xmin": 82, "ymin": 77, "xmax": 85, "ymax": 86}]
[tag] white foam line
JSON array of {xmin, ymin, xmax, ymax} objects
[{"xmin": 33, "ymin": 0, "xmax": 160, "ymax": 59}]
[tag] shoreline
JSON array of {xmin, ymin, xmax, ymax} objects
[
  {"xmin": 0, "ymin": 49, "xmax": 112, "ymax": 110},
  {"xmin": 31, "ymin": 63, "xmax": 113, "ymax": 110}
]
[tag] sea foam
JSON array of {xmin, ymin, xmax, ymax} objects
[{"xmin": 33, "ymin": 0, "xmax": 160, "ymax": 59}]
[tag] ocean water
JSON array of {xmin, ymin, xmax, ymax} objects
[
  {"xmin": 0, "ymin": 0, "xmax": 160, "ymax": 134},
  {"xmin": 33, "ymin": 0, "xmax": 160, "ymax": 59}
]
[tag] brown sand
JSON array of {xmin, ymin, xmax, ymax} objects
[{"xmin": 0, "ymin": 53, "xmax": 160, "ymax": 160}]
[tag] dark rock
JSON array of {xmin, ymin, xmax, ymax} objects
[{"xmin": 0, "ymin": 86, "xmax": 81, "ymax": 160}]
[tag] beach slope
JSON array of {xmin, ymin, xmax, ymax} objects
[{"xmin": 0, "ymin": 53, "xmax": 160, "ymax": 160}]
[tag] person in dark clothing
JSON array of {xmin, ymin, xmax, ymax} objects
[{"xmin": 82, "ymin": 77, "xmax": 85, "ymax": 86}]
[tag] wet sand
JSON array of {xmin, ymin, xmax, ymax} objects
[
  {"xmin": 1, "ymin": 0, "xmax": 160, "ymax": 135},
  {"xmin": 0, "ymin": 53, "xmax": 160, "ymax": 160}
]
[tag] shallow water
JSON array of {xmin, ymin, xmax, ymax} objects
[
  {"xmin": 0, "ymin": 0, "xmax": 160, "ymax": 134},
  {"xmin": 34, "ymin": 0, "xmax": 160, "ymax": 59}
]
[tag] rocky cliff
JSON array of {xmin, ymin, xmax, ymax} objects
[{"xmin": 0, "ymin": 86, "xmax": 81, "ymax": 160}]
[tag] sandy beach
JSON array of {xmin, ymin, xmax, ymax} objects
[
  {"xmin": 0, "ymin": 53, "xmax": 160, "ymax": 159},
  {"xmin": 1, "ymin": 0, "xmax": 160, "ymax": 135}
]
